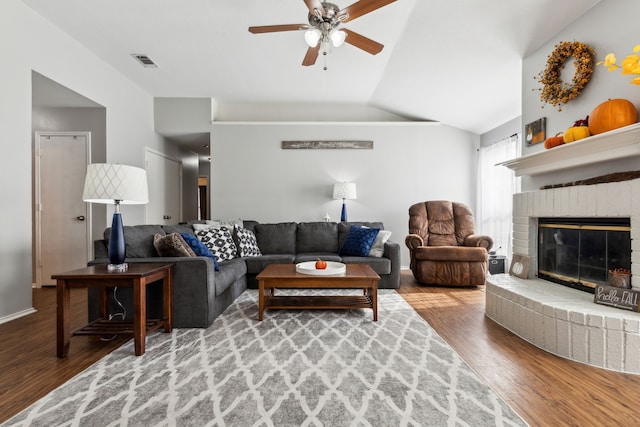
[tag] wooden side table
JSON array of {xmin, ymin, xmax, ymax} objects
[{"xmin": 54, "ymin": 262, "xmax": 174, "ymax": 357}]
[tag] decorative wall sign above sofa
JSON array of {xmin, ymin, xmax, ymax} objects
[{"xmin": 282, "ymin": 140, "xmax": 373, "ymax": 149}]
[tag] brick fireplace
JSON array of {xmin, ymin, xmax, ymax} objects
[
  {"xmin": 486, "ymin": 179, "xmax": 640, "ymax": 374},
  {"xmin": 486, "ymin": 178, "xmax": 640, "ymax": 374}
]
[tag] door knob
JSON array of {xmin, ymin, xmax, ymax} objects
[{"xmin": 76, "ymin": 215, "xmax": 85, "ymax": 221}]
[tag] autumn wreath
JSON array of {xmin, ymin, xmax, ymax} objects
[{"xmin": 535, "ymin": 41, "xmax": 595, "ymax": 110}]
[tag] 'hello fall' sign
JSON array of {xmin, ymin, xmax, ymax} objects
[{"xmin": 594, "ymin": 284, "xmax": 640, "ymax": 311}]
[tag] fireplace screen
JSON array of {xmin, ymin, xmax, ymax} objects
[{"xmin": 538, "ymin": 218, "xmax": 631, "ymax": 293}]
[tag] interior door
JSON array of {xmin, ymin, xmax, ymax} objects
[
  {"xmin": 145, "ymin": 148, "xmax": 182, "ymax": 225},
  {"xmin": 35, "ymin": 132, "xmax": 90, "ymax": 286}
]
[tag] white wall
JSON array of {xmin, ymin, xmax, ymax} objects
[
  {"xmin": 154, "ymin": 97, "xmax": 212, "ymax": 135},
  {"xmin": 0, "ymin": 0, "xmax": 164, "ymax": 322},
  {"xmin": 211, "ymin": 123, "xmax": 479, "ymax": 267},
  {"xmin": 521, "ymin": 0, "xmax": 640, "ymax": 190}
]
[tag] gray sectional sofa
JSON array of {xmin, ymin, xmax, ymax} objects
[{"xmin": 88, "ymin": 220, "xmax": 400, "ymax": 328}]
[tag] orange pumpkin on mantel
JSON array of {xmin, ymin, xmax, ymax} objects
[
  {"xmin": 544, "ymin": 133, "xmax": 565, "ymax": 149},
  {"xmin": 588, "ymin": 98, "xmax": 638, "ymax": 135}
]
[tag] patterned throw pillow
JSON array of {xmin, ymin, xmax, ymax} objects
[
  {"xmin": 196, "ymin": 227, "xmax": 238, "ymax": 262},
  {"xmin": 180, "ymin": 233, "xmax": 219, "ymax": 271},
  {"xmin": 153, "ymin": 233, "xmax": 196, "ymax": 257},
  {"xmin": 339, "ymin": 225, "xmax": 380, "ymax": 257},
  {"xmin": 235, "ymin": 226, "xmax": 262, "ymax": 257}
]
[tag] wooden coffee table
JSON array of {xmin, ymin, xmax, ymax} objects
[
  {"xmin": 256, "ymin": 264, "xmax": 380, "ymax": 321},
  {"xmin": 54, "ymin": 262, "xmax": 174, "ymax": 357}
]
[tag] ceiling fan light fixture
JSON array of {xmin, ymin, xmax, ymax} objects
[
  {"xmin": 304, "ymin": 28, "xmax": 322, "ymax": 47},
  {"xmin": 330, "ymin": 29, "xmax": 346, "ymax": 47}
]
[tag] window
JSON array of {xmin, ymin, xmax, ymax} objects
[{"xmin": 477, "ymin": 134, "xmax": 520, "ymax": 259}]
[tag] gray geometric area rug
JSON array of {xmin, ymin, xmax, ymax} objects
[{"xmin": 4, "ymin": 289, "xmax": 527, "ymax": 427}]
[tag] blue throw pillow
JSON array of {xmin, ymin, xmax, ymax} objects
[
  {"xmin": 339, "ymin": 225, "xmax": 380, "ymax": 257},
  {"xmin": 180, "ymin": 233, "xmax": 219, "ymax": 271}
]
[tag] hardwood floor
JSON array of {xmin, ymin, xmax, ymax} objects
[
  {"xmin": 1, "ymin": 272, "xmax": 640, "ymax": 425},
  {"xmin": 0, "ymin": 288, "xmax": 128, "ymax": 422},
  {"xmin": 396, "ymin": 273, "xmax": 640, "ymax": 426}
]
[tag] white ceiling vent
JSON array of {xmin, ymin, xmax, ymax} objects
[{"xmin": 131, "ymin": 54, "xmax": 158, "ymax": 68}]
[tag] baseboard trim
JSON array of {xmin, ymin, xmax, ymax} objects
[{"xmin": 0, "ymin": 307, "xmax": 37, "ymax": 325}]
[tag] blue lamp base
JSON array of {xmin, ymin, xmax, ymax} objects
[
  {"xmin": 340, "ymin": 201, "xmax": 348, "ymax": 222},
  {"xmin": 108, "ymin": 212, "xmax": 128, "ymax": 272}
]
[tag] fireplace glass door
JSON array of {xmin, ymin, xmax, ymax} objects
[{"xmin": 538, "ymin": 218, "xmax": 631, "ymax": 292}]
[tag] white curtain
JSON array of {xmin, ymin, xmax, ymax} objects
[{"xmin": 477, "ymin": 134, "xmax": 520, "ymax": 259}]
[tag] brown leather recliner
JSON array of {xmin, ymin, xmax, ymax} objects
[{"xmin": 405, "ymin": 201, "xmax": 493, "ymax": 286}]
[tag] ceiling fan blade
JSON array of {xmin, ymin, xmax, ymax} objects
[
  {"xmin": 302, "ymin": 45, "xmax": 320, "ymax": 66},
  {"xmin": 304, "ymin": 0, "xmax": 325, "ymax": 17},
  {"xmin": 342, "ymin": 28, "xmax": 384, "ymax": 55},
  {"xmin": 339, "ymin": 0, "xmax": 397, "ymax": 23},
  {"xmin": 248, "ymin": 24, "xmax": 309, "ymax": 34}
]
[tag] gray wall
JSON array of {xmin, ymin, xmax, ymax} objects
[
  {"xmin": 211, "ymin": 123, "xmax": 479, "ymax": 268},
  {"xmin": 521, "ymin": 0, "xmax": 640, "ymax": 190},
  {"xmin": 0, "ymin": 0, "xmax": 189, "ymax": 322},
  {"xmin": 481, "ymin": 116, "xmax": 521, "ymax": 148}
]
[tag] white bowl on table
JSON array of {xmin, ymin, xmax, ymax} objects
[{"xmin": 295, "ymin": 261, "xmax": 346, "ymax": 276}]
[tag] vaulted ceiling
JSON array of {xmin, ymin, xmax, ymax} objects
[{"xmin": 24, "ymin": 0, "xmax": 600, "ymax": 136}]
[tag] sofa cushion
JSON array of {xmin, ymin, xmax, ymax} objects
[
  {"xmin": 104, "ymin": 225, "xmax": 165, "ymax": 258},
  {"xmin": 244, "ymin": 254, "xmax": 296, "ymax": 274},
  {"xmin": 180, "ymin": 233, "xmax": 219, "ymax": 271},
  {"xmin": 215, "ymin": 258, "xmax": 247, "ymax": 296},
  {"xmin": 242, "ymin": 220, "xmax": 259, "ymax": 233},
  {"xmin": 162, "ymin": 223, "xmax": 199, "ymax": 235},
  {"xmin": 235, "ymin": 226, "xmax": 262, "ymax": 257},
  {"xmin": 254, "ymin": 222, "xmax": 297, "ymax": 254},
  {"xmin": 296, "ymin": 222, "xmax": 339, "ymax": 253},
  {"xmin": 153, "ymin": 233, "xmax": 196, "ymax": 257},
  {"xmin": 196, "ymin": 227, "xmax": 238, "ymax": 262},
  {"xmin": 340, "ymin": 256, "xmax": 391, "ymax": 275},
  {"xmin": 339, "ymin": 225, "xmax": 380, "ymax": 257}
]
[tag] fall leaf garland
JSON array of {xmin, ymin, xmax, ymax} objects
[{"xmin": 535, "ymin": 41, "xmax": 595, "ymax": 110}]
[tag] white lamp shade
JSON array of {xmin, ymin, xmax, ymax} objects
[
  {"xmin": 330, "ymin": 29, "xmax": 346, "ymax": 47},
  {"xmin": 333, "ymin": 182, "xmax": 357, "ymax": 200},
  {"xmin": 304, "ymin": 29, "xmax": 322, "ymax": 47},
  {"xmin": 82, "ymin": 163, "xmax": 149, "ymax": 204}
]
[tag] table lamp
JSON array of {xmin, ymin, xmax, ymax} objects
[
  {"xmin": 333, "ymin": 182, "xmax": 357, "ymax": 222},
  {"xmin": 82, "ymin": 163, "xmax": 149, "ymax": 272}
]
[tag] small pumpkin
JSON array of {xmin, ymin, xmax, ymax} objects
[
  {"xmin": 544, "ymin": 133, "xmax": 565, "ymax": 149},
  {"xmin": 563, "ymin": 116, "xmax": 590, "ymax": 143},
  {"xmin": 589, "ymin": 98, "xmax": 638, "ymax": 135}
]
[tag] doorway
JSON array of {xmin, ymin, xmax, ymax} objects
[
  {"xmin": 198, "ymin": 176, "xmax": 208, "ymax": 220},
  {"xmin": 145, "ymin": 148, "xmax": 182, "ymax": 225},
  {"xmin": 34, "ymin": 132, "xmax": 91, "ymax": 286}
]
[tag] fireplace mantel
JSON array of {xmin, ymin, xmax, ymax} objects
[{"xmin": 499, "ymin": 123, "xmax": 640, "ymax": 177}]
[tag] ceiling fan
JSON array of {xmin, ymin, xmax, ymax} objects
[{"xmin": 248, "ymin": 0, "xmax": 397, "ymax": 68}]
